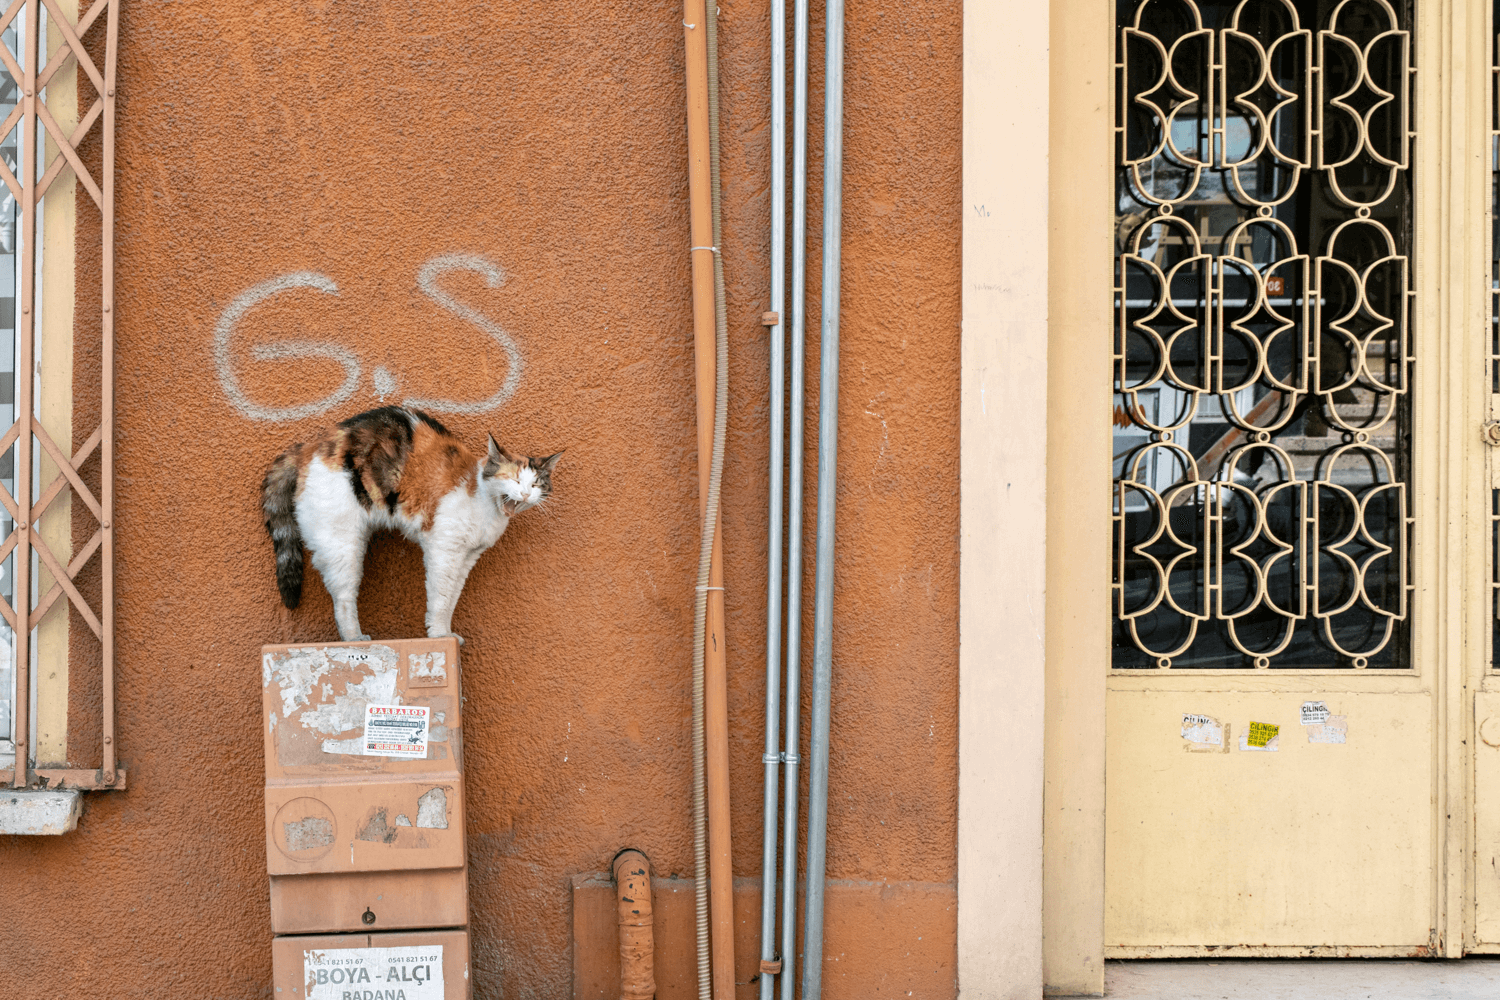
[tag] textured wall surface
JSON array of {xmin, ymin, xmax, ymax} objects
[{"xmin": 2, "ymin": 2, "xmax": 961, "ymax": 997}]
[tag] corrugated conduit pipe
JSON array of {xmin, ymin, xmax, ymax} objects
[{"xmin": 682, "ymin": 0, "xmax": 733, "ymax": 998}]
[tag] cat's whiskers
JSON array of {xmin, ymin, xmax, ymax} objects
[{"xmin": 525, "ymin": 496, "xmax": 565, "ymax": 520}]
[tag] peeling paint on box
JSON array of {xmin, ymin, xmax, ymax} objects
[
  {"xmin": 283, "ymin": 816, "xmax": 334, "ymax": 852},
  {"xmin": 409, "ymin": 651, "xmax": 447, "ymax": 687},
  {"xmin": 416, "ymin": 788, "xmax": 448, "ymax": 829},
  {"xmin": 267, "ymin": 645, "xmax": 399, "ymax": 721},
  {"xmin": 266, "ymin": 645, "xmax": 403, "ymax": 737}
]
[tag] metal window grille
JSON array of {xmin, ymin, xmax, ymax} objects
[
  {"xmin": 1111, "ymin": 0, "xmax": 1416, "ymax": 670},
  {"xmin": 0, "ymin": 0, "xmax": 118, "ymax": 788}
]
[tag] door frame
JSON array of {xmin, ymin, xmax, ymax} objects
[{"xmin": 1036, "ymin": 0, "xmax": 1493, "ymax": 988}]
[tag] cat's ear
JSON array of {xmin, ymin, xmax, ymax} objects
[
  {"xmin": 489, "ymin": 434, "xmax": 521, "ymax": 462},
  {"xmin": 532, "ymin": 450, "xmax": 564, "ymax": 474},
  {"xmin": 485, "ymin": 435, "xmax": 517, "ymax": 476}
]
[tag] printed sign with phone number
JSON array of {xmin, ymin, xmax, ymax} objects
[
  {"xmin": 304, "ymin": 945, "xmax": 443, "ymax": 999},
  {"xmin": 363, "ymin": 704, "xmax": 429, "ymax": 759}
]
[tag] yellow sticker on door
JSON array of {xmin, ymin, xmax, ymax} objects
[{"xmin": 1240, "ymin": 721, "xmax": 1280, "ymax": 752}]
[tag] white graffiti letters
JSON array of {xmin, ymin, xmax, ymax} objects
[
  {"xmin": 404, "ymin": 253, "xmax": 524, "ymax": 415},
  {"xmin": 215, "ymin": 253, "xmax": 523, "ymax": 422},
  {"xmin": 214, "ymin": 272, "xmax": 353, "ymax": 422}
]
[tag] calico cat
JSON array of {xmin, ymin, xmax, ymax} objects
[{"xmin": 262, "ymin": 406, "xmax": 561, "ymax": 643}]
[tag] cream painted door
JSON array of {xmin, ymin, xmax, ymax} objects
[
  {"xmin": 1472, "ymin": 1, "xmax": 1500, "ymax": 951},
  {"xmin": 1102, "ymin": 0, "xmax": 1486, "ymax": 957}
]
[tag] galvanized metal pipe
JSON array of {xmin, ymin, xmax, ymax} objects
[
  {"xmin": 800, "ymin": 0, "xmax": 843, "ymax": 991},
  {"xmin": 757, "ymin": 0, "xmax": 787, "ymax": 994},
  {"xmin": 102, "ymin": 0, "xmax": 121, "ymax": 788},
  {"xmin": 777, "ymin": 0, "xmax": 811, "ymax": 993}
]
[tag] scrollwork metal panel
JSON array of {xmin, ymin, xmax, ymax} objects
[{"xmin": 1113, "ymin": 0, "xmax": 1414, "ymax": 669}]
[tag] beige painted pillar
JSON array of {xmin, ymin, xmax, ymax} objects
[
  {"xmin": 1041, "ymin": 0, "xmax": 1111, "ymax": 993},
  {"xmin": 35, "ymin": 0, "xmax": 78, "ymax": 768},
  {"xmin": 958, "ymin": 0, "xmax": 1049, "ymax": 996}
]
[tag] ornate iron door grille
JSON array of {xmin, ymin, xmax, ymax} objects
[
  {"xmin": 1112, "ymin": 0, "xmax": 1416, "ymax": 669},
  {"xmin": 0, "ymin": 0, "xmax": 119, "ymax": 787}
]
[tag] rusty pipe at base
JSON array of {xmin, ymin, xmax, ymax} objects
[{"xmin": 613, "ymin": 850, "xmax": 657, "ymax": 1000}]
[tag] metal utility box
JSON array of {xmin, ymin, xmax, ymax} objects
[{"xmin": 264, "ymin": 639, "xmax": 470, "ymax": 997}]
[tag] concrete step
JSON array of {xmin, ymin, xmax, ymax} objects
[{"xmin": 1049, "ymin": 959, "xmax": 1500, "ymax": 1000}]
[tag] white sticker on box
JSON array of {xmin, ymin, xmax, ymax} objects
[
  {"xmin": 362, "ymin": 703, "xmax": 429, "ymax": 759},
  {"xmin": 304, "ymin": 945, "xmax": 443, "ymax": 999},
  {"xmin": 1300, "ymin": 701, "xmax": 1331, "ymax": 725}
]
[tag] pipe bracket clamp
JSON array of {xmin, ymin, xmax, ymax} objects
[{"xmin": 762, "ymin": 752, "xmax": 801, "ymax": 765}]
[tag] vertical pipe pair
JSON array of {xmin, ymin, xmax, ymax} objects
[
  {"xmin": 680, "ymin": 0, "xmax": 733, "ymax": 997},
  {"xmin": 702, "ymin": 7, "xmax": 736, "ymax": 998},
  {"xmin": 763, "ymin": 0, "xmax": 842, "ymax": 996},
  {"xmin": 766, "ymin": 0, "xmax": 811, "ymax": 996},
  {"xmin": 11, "ymin": 0, "xmax": 38, "ymax": 789}
]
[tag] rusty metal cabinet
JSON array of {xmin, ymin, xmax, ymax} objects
[{"xmin": 263, "ymin": 639, "xmax": 470, "ymax": 997}]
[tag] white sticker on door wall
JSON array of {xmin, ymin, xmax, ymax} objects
[
  {"xmin": 363, "ymin": 704, "xmax": 430, "ymax": 759},
  {"xmin": 1300, "ymin": 701, "xmax": 1331, "ymax": 725},
  {"xmin": 1181, "ymin": 713, "xmax": 1227, "ymax": 753},
  {"xmin": 1306, "ymin": 715, "xmax": 1349, "ymax": 745},
  {"xmin": 304, "ymin": 945, "xmax": 443, "ymax": 999}
]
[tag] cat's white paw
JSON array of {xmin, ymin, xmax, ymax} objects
[
  {"xmin": 429, "ymin": 631, "xmax": 465, "ymax": 646},
  {"xmin": 357, "ymin": 634, "xmax": 372, "ymax": 642}
]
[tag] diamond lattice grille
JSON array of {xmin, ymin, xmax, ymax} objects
[{"xmin": 0, "ymin": 0, "xmax": 118, "ymax": 786}]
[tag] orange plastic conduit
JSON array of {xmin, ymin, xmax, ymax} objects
[{"xmin": 680, "ymin": 1, "xmax": 734, "ymax": 999}]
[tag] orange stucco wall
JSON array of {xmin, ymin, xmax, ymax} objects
[{"xmin": 6, "ymin": 2, "xmax": 960, "ymax": 996}]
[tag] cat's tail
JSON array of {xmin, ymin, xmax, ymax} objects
[{"xmin": 262, "ymin": 446, "xmax": 304, "ymax": 609}]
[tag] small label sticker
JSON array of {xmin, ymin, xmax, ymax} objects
[
  {"xmin": 1300, "ymin": 701, "xmax": 1331, "ymax": 725},
  {"xmin": 362, "ymin": 703, "xmax": 429, "ymax": 759},
  {"xmin": 1181, "ymin": 713, "xmax": 1226, "ymax": 752},
  {"xmin": 1307, "ymin": 715, "xmax": 1348, "ymax": 745},
  {"xmin": 1240, "ymin": 721, "xmax": 1280, "ymax": 752},
  {"xmin": 304, "ymin": 945, "xmax": 443, "ymax": 999}
]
